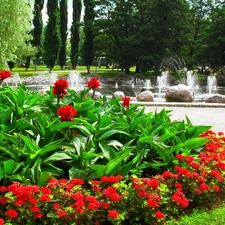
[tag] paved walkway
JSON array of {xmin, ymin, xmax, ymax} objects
[{"xmin": 142, "ymin": 102, "xmax": 225, "ymax": 134}]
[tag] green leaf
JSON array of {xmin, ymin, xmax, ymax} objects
[
  {"xmin": 44, "ymin": 152, "xmax": 73, "ymax": 163},
  {"xmin": 0, "ymin": 107, "xmax": 12, "ymax": 124},
  {"xmin": 99, "ymin": 142, "xmax": 118, "ymax": 161},
  {"xmin": 38, "ymin": 172, "xmax": 52, "ymax": 186},
  {"xmin": 3, "ymin": 160, "xmax": 18, "ymax": 175},
  {"xmin": 69, "ymin": 167, "xmax": 91, "ymax": 180},
  {"xmin": 105, "ymin": 146, "xmax": 134, "ymax": 175}
]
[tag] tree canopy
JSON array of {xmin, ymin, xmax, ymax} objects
[{"xmin": 0, "ymin": 0, "xmax": 33, "ymax": 68}]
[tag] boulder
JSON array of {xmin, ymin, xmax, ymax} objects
[
  {"xmin": 205, "ymin": 95, "xmax": 225, "ymax": 103},
  {"xmin": 113, "ymin": 91, "xmax": 125, "ymax": 98},
  {"xmin": 165, "ymin": 84, "xmax": 194, "ymax": 102},
  {"xmin": 136, "ymin": 90, "xmax": 154, "ymax": 102},
  {"xmin": 87, "ymin": 90, "xmax": 102, "ymax": 100}
]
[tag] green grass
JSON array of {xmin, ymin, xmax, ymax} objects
[
  {"xmin": 11, "ymin": 65, "xmax": 153, "ymax": 78},
  {"xmin": 165, "ymin": 206, "xmax": 225, "ymax": 225}
]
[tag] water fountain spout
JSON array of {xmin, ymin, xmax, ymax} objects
[
  {"xmin": 145, "ymin": 79, "xmax": 151, "ymax": 89},
  {"xmin": 186, "ymin": 70, "xmax": 197, "ymax": 89},
  {"xmin": 68, "ymin": 72, "xmax": 80, "ymax": 89},
  {"xmin": 207, "ymin": 76, "xmax": 217, "ymax": 95}
]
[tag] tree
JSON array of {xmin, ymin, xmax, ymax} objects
[
  {"xmin": 58, "ymin": 0, "xmax": 68, "ymax": 70},
  {"xmin": 0, "ymin": 0, "xmax": 33, "ymax": 68},
  {"xmin": 71, "ymin": 0, "xmax": 82, "ymax": 69},
  {"xmin": 32, "ymin": 0, "xmax": 44, "ymax": 70},
  {"xmin": 82, "ymin": 0, "xmax": 95, "ymax": 74},
  {"xmin": 201, "ymin": 5, "xmax": 225, "ymax": 69},
  {"xmin": 42, "ymin": 0, "xmax": 61, "ymax": 73}
]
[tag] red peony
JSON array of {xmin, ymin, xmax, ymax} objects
[
  {"xmin": 52, "ymin": 79, "xmax": 68, "ymax": 98},
  {"xmin": 58, "ymin": 105, "xmax": 77, "ymax": 121},
  {"xmin": 0, "ymin": 70, "xmax": 11, "ymax": 82},
  {"xmin": 107, "ymin": 210, "xmax": 119, "ymax": 219},
  {"xmin": 122, "ymin": 96, "xmax": 131, "ymax": 107},
  {"xmin": 87, "ymin": 77, "xmax": 101, "ymax": 89},
  {"xmin": 5, "ymin": 209, "xmax": 18, "ymax": 218}
]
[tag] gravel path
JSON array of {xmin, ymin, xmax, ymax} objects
[{"xmin": 144, "ymin": 103, "xmax": 225, "ymax": 134}]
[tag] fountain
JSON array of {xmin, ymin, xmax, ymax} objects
[
  {"xmin": 115, "ymin": 83, "xmax": 118, "ymax": 88},
  {"xmin": 51, "ymin": 73, "xmax": 58, "ymax": 85},
  {"xmin": 157, "ymin": 71, "xmax": 168, "ymax": 88},
  {"xmin": 145, "ymin": 79, "xmax": 151, "ymax": 89},
  {"xmin": 207, "ymin": 76, "xmax": 217, "ymax": 95},
  {"xmin": 187, "ymin": 70, "xmax": 197, "ymax": 89},
  {"xmin": 68, "ymin": 72, "xmax": 80, "ymax": 89}
]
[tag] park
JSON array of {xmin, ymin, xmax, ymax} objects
[{"xmin": 1, "ymin": 0, "xmax": 225, "ymax": 224}]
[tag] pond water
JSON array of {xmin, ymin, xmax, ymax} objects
[{"xmin": 3, "ymin": 71, "xmax": 225, "ymax": 102}]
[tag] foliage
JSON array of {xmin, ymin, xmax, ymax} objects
[
  {"xmin": 42, "ymin": 0, "xmax": 61, "ymax": 72},
  {"xmin": 82, "ymin": 0, "xmax": 95, "ymax": 74},
  {"xmin": 58, "ymin": 0, "xmax": 68, "ymax": 70},
  {"xmin": 31, "ymin": 0, "xmax": 45, "ymax": 70},
  {"xmin": 0, "ymin": 0, "xmax": 34, "ymax": 68},
  {"xmin": 0, "ymin": 130, "xmax": 225, "ymax": 224},
  {"xmin": 0, "ymin": 78, "xmax": 210, "ymax": 186},
  {"xmin": 70, "ymin": 0, "xmax": 82, "ymax": 69}
]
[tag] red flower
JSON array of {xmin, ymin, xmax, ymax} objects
[
  {"xmin": 171, "ymin": 191, "xmax": 189, "ymax": 208},
  {"xmin": 110, "ymin": 193, "xmax": 121, "ymax": 202},
  {"xmin": 52, "ymin": 79, "xmax": 68, "ymax": 98},
  {"xmin": 101, "ymin": 202, "xmax": 110, "ymax": 209},
  {"xmin": 0, "ymin": 218, "xmax": 4, "ymax": 225},
  {"xmin": 102, "ymin": 187, "xmax": 117, "ymax": 197},
  {"xmin": 58, "ymin": 105, "xmax": 77, "ymax": 121},
  {"xmin": 155, "ymin": 211, "xmax": 165, "ymax": 219},
  {"xmin": 5, "ymin": 209, "xmax": 18, "ymax": 218},
  {"xmin": 57, "ymin": 210, "xmax": 67, "ymax": 217},
  {"xmin": 87, "ymin": 77, "xmax": 101, "ymax": 89},
  {"xmin": 147, "ymin": 199, "xmax": 159, "ymax": 208},
  {"xmin": 142, "ymin": 178, "xmax": 159, "ymax": 189},
  {"xmin": 31, "ymin": 206, "xmax": 41, "ymax": 213},
  {"xmin": 0, "ymin": 197, "xmax": 9, "ymax": 205},
  {"xmin": 122, "ymin": 96, "xmax": 131, "ymax": 107},
  {"xmin": 214, "ymin": 185, "xmax": 220, "ymax": 192},
  {"xmin": 39, "ymin": 194, "xmax": 51, "ymax": 202},
  {"xmin": 41, "ymin": 187, "xmax": 51, "ymax": 194},
  {"xmin": 0, "ymin": 70, "xmax": 11, "ymax": 81},
  {"xmin": 199, "ymin": 183, "xmax": 210, "ymax": 191},
  {"xmin": 108, "ymin": 210, "xmax": 119, "ymax": 219},
  {"xmin": 0, "ymin": 186, "xmax": 7, "ymax": 193}
]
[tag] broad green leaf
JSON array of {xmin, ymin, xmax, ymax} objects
[
  {"xmin": 38, "ymin": 172, "xmax": 52, "ymax": 186},
  {"xmin": 105, "ymin": 146, "xmax": 135, "ymax": 175},
  {"xmin": 3, "ymin": 160, "xmax": 18, "ymax": 174},
  {"xmin": 44, "ymin": 152, "xmax": 73, "ymax": 163},
  {"xmin": 99, "ymin": 142, "xmax": 118, "ymax": 161},
  {"xmin": 69, "ymin": 167, "xmax": 91, "ymax": 180}
]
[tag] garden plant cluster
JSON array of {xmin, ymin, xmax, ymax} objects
[{"xmin": 0, "ymin": 71, "xmax": 224, "ymax": 224}]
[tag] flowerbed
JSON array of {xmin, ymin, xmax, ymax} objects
[
  {"xmin": 1, "ymin": 130, "xmax": 225, "ymax": 224},
  {"xmin": 0, "ymin": 73, "xmax": 222, "ymax": 224}
]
